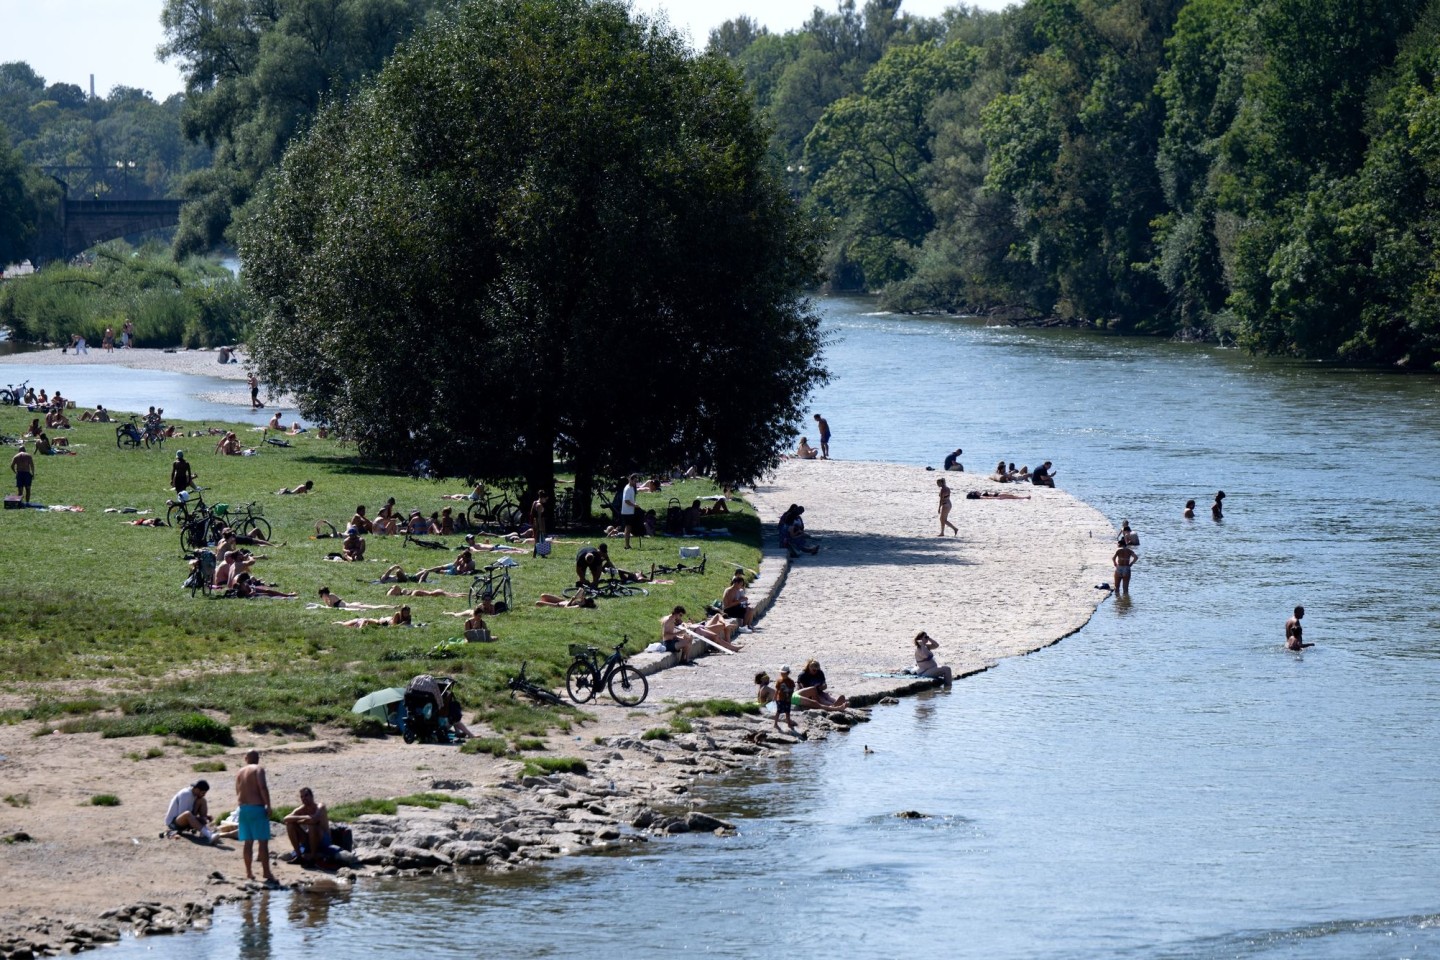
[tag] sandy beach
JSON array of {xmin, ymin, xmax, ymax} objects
[
  {"xmin": 0, "ymin": 458, "xmax": 1113, "ymax": 951},
  {"xmin": 0, "ymin": 345, "xmax": 253, "ymax": 381}
]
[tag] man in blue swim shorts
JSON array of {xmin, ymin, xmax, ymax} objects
[{"xmin": 235, "ymin": 749, "xmax": 277, "ymax": 883}]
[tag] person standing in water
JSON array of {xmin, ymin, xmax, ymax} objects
[
  {"xmin": 1285, "ymin": 606, "xmax": 1311, "ymax": 650},
  {"xmin": 1112, "ymin": 538, "xmax": 1138, "ymax": 594},
  {"xmin": 1184, "ymin": 499, "xmax": 1195, "ymax": 519},
  {"xmin": 936, "ymin": 477, "xmax": 958, "ymax": 537},
  {"xmin": 1212, "ymin": 490, "xmax": 1226, "ymax": 520}
]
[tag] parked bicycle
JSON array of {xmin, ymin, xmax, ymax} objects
[
  {"xmin": 469, "ymin": 561, "xmax": 515, "ymax": 612},
  {"xmin": 116, "ymin": 416, "xmax": 148, "ymax": 450},
  {"xmin": 165, "ymin": 486, "xmax": 210, "ymax": 527},
  {"xmin": 0, "ymin": 379, "xmax": 30, "ymax": 406},
  {"xmin": 214, "ymin": 500, "xmax": 271, "ymax": 542},
  {"xmin": 507, "ymin": 661, "xmax": 565, "ymax": 707},
  {"xmin": 463, "ymin": 487, "xmax": 526, "ymax": 532},
  {"xmin": 565, "ymin": 638, "xmax": 648, "ymax": 706}
]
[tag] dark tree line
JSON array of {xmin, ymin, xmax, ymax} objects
[{"xmin": 714, "ymin": 0, "xmax": 1440, "ymax": 369}]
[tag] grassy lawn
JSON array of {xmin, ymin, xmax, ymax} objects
[{"xmin": 0, "ymin": 407, "xmax": 761, "ymax": 739}]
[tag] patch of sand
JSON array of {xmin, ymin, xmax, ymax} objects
[{"xmin": 0, "ymin": 346, "xmax": 254, "ymax": 381}]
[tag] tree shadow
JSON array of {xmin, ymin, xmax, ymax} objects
[{"xmin": 778, "ymin": 531, "xmax": 979, "ymax": 567}]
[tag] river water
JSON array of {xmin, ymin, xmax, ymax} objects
[{"xmin": 108, "ymin": 298, "xmax": 1440, "ymax": 959}]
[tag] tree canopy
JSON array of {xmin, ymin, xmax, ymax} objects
[
  {"xmin": 241, "ymin": 0, "xmax": 827, "ymax": 501},
  {"xmin": 711, "ymin": 0, "xmax": 1440, "ymax": 369}
]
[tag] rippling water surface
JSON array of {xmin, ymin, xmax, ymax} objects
[{"xmin": 110, "ymin": 299, "xmax": 1440, "ymax": 959}]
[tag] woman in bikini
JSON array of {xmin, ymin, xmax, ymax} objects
[
  {"xmin": 1112, "ymin": 538, "xmax": 1138, "ymax": 594},
  {"xmin": 336, "ymin": 606, "xmax": 412, "ymax": 628},
  {"xmin": 912, "ymin": 631, "xmax": 953, "ymax": 684},
  {"xmin": 936, "ymin": 478, "xmax": 959, "ymax": 536}
]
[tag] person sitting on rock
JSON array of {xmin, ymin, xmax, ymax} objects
[
  {"xmin": 795, "ymin": 659, "xmax": 848, "ymax": 711},
  {"xmin": 281, "ymin": 788, "xmax": 330, "ymax": 865}
]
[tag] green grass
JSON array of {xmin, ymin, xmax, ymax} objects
[
  {"xmin": 511, "ymin": 737, "xmax": 545, "ymax": 751},
  {"xmin": 0, "ymin": 407, "xmax": 761, "ymax": 741},
  {"xmin": 670, "ymin": 698, "xmax": 759, "ymax": 719},
  {"xmin": 325, "ymin": 791, "xmax": 470, "ymax": 821},
  {"xmin": 125, "ymin": 746, "xmax": 166, "ymax": 761},
  {"xmin": 459, "ymin": 736, "xmax": 509, "ymax": 757},
  {"xmin": 520, "ymin": 757, "xmax": 587, "ymax": 777},
  {"xmin": 4, "ymin": 794, "xmax": 31, "ymax": 807},
  {"xmin": 191, "ymin": 760, "xmax": 227, "ymax": 772},
  {"xmin": 641, "ymin": 727, "xmax": 672, "ymax": 741},
  {"xmin": 89, "ymin": 794, "xmax": 121, "ymax": 806}
]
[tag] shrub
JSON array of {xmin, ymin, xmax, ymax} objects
[
  {"xmin": 521, "ymin": 757, "xmax": 587, "ymax": 777},
  {"xmin": 89, "ymin": 794, "xmax": 121, "ymax": 806}
]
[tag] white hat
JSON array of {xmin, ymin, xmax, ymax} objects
[{"xmin": 779, "ymin": 664, "xmax": 791, "ymax": 674}]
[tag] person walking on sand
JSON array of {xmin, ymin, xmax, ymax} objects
[
  {"xmin": 11, "ymin": 442, "xmax": 34, "ymax": 503},
  {"xmin": 1112, "ymin": 538, "xmax": 1138, "ymax": 594},
  {"xmin": 1285, "ymin": 606, "xmax": 1311, "ymax": 650},
  {"xmin": 936, "ymin": 477, "xmax": 959, "ymax": 536},
  {"xmin": 235, "ymin": 750, "xmax": 277, "ymax": 883},
  {"xmin": 1212, "ymin": 490, "xmax": 1225, "ymax": 520},
  {"xmin": 813, "ymin": 413, "xmax": 831, "ymax": 459},
  {"xmin": 249, "ymin": 372, "xmax": 263, "ymax": 409}
]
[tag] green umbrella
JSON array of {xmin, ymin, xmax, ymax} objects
[{"xmin": 352, "ymin": 687, "xmax": 406, "ymax": 723}]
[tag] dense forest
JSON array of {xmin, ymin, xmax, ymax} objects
[
  {"xmin": 714, "ymin": 0, "xmax": 1440, "ymax": 369},
  {"xmin": 5, "ymin": 0, "xmax": 1440, "ymax": 369}
]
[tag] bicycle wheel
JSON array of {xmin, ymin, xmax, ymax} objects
[
  {"xmin": 565, "ymin": 661, "xmax": 599, "ymax": 703},
  {"xmin": 498, "ymin": 574, "xmax": 513, "ymax": 610},
  {"xmin": 561, "ymin": 583, "xmax": 589, "ymax": 599},
  {"xmin": 616, "ymin": 584, "xmax": 647, "ymax": 597},
  {"xmin": 466, "ymin": 502, "xmax": 490, "ymax": 529},
  {"xmin": 239, "ymin": 517, "xmax": 271, "ymax": 542},
  {"xmin": 468, "ymin": 578, "xmax": 492, "ymax": 610},
  {"xmin": 492, "ymin": 501, "xmax": 524, "ymax": 531},
  {"xmin": 607, "ymin": 664, "xmax": 648, "ymax": 706},
  {"xmin": 166, "ymin": 502, "xmax": 186, "ymax": 527},
  {"xmin": 0, "ymin": 390, "xmax": 13, "ymax": 406}
]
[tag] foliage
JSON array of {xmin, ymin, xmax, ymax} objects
[
  {"xmin": 241, "ymin": 0, "xmax": 828, "ymax": 501},
  {"xmin": 0, "ymin": 241, "xmax": 252, "ymax": 346},
  {"xmin": 326, "ymin": 792, "xmax": 469, "ymax": 822},
  {"xmin": 158, "ymin": 0, "xmax": 441, "ymax": 255},
  {"xmin": 89, "ymin": 794, "xmax": 122, "ymax": 806},
  {"xmin": 710, "ymin": 0, "xmax": 1440, "ymax": 365},
  {"xmin": 669, "ymin": 698, "xmax": 760, "ymax": 718}
]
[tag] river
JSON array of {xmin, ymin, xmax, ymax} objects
[{"xmin": 106, "ymin": 297, "xmax": 1440, "ymax": 959}]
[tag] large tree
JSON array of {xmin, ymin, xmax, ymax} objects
[{"xmin": 241, "ymin": 0, "xmax": 827, "ymax": 507}]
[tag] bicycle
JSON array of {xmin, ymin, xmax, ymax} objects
[
  {"xmin": 649, "ymin": 555, "xmax": 706, "ymax": 577},
  {"xmin": 215, "ymin": 500, "xmax": 271, "ymax": 542},
  {"xmin": 116, "ymin": 416, "xmax": 147, "ymax": 450},
  {"xmin": 507, "ymin": 661, "xmax": 565, "ymax": 707},
  {"xmin": 464, "ymin": 488, "xmax": 525, "ymax": 532},
  {"xmin": 165, "ymin": 486, "xmax": 210, "ymax": 528},
  {"xmin": 565, "ymin": 638, "xmax": 648, "ymax": 706},
  {"xmin": 468, "ymin": 561, "xmax": 515, "ymax": 612},
  {"xmin": 562, "ymin": 577, "xmax": 647, "ymax": 600},
  {"xmin": 0, "ymin": 379, "xmax": 30, "ymax": 406}
]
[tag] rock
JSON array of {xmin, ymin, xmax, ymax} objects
[
  {"xmin": 727, "ymin": 743, "xmax": 761, "ymax": 756},
  {"xmin": 631, "ymin": 809, "xmax": 656, "ymax": 829},
  {"xmin": 458, "ymin": 826, "xmax": 500, "ymax": 843},
  {"xmin": 441, "ymin": 841, "xmax": 495, "ymax": 865},
  {"xmin": 385, "ymin": 843, "xmax": 452, "ymax": 869},
  {"xmin": 430, "ymin": 779, "xmax": 472, "ymax": 790},
  {"xmin": 826, "ymin": 712, "xmax": 854, "ymax": 727},
  {"xmin": 684, "ymin": 812, "xmax": 733, "ymax": 832},
  {"xmin": 662, "ymin": 820, "xmax": 690, "ymax": 834},
  {"xmin": 597, "ymin": 827, "xmax": 621, "ymax": 841}
]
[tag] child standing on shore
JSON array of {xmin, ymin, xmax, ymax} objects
[{"xmin": 773, "ymin": 666, "xmax": 800, "ymax": 736}]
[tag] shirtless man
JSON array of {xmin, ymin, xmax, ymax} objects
[
  {"xmin": 170, "ymin": 451, "xmax": 196, "ymax": 495},
  {"xmin": 11, "ymin": 442, "xmax": 34, "ymax": 502},
  {"xmin": 249, "ymin": 372, "xmax": 262, "ymax": 408},
  {"xmin": 341, "ymin": 528, "xmax": 365, "ymax": 562},
  {"xmin": 282, "ymin": 788, "xmax": 330, "ymax": 865},
  {"xmin": 1285, "ymin": 606, "xmax": 1311, "ymax": 650},
  {"xmin": 1112, "ymin": 538, "xmax": 1138, "ymax": 594},
  {"xmin": 234, "ymin": 750, "xmax": 276, "ymax": 883},
  {"xmin": 1212, "ymin": 490, "xmax": 1226, "ymax": 519},
  {"xmin": 813, "ymin": 413, "xmax": 831, "ymax": 459}
]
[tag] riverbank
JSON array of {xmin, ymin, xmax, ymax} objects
[
  {"xmin": 0, "ymin": 459, "xmax": 1112, "ymax": 954},
  {"xmin": 0, "ymin": 346, "xmax": 275, "ymax": 411}
]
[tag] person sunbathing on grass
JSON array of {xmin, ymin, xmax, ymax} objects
[
  {"xmin": 275, "ymin": 480, "xmax": 313, "ymax": 495},
  {"xmin": 335, "ymin": 606, "xmax": 412, "ymax": 628},
  {"xmin": 233, "ymin": 573, "xmax": 297, "ymax": 599},
  {"xmin": 535, "ymin": 589, "xmax": 597, "ymax": 609},
  {"xmin": 387, "ymin": 584, "xmax": 465, "ymax": 598},
  {"xmin": 410, "ymin": 549, "xmax": 475, "ymax": 580}
]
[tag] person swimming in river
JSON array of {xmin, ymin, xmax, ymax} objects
[
  {"xmin": 1285, "ymin": 606, "xmax": 1311, "ymax": 650},
  {"xmin": 1184, "ymin": 499, "xmax": 1196, "ymax": 519},
  {"xmin": 1212, "ymin": 490, "xmax": 1226, "ymax": 519}
]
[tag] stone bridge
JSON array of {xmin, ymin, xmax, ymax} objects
[{"xmin": 57, "ymin": 198, "xmax": 184, "ymax": 260}]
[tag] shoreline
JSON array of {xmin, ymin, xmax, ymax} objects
[{"xmin": 0, "ymin": 459, "xmax": 1112, "ymax": 953}]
